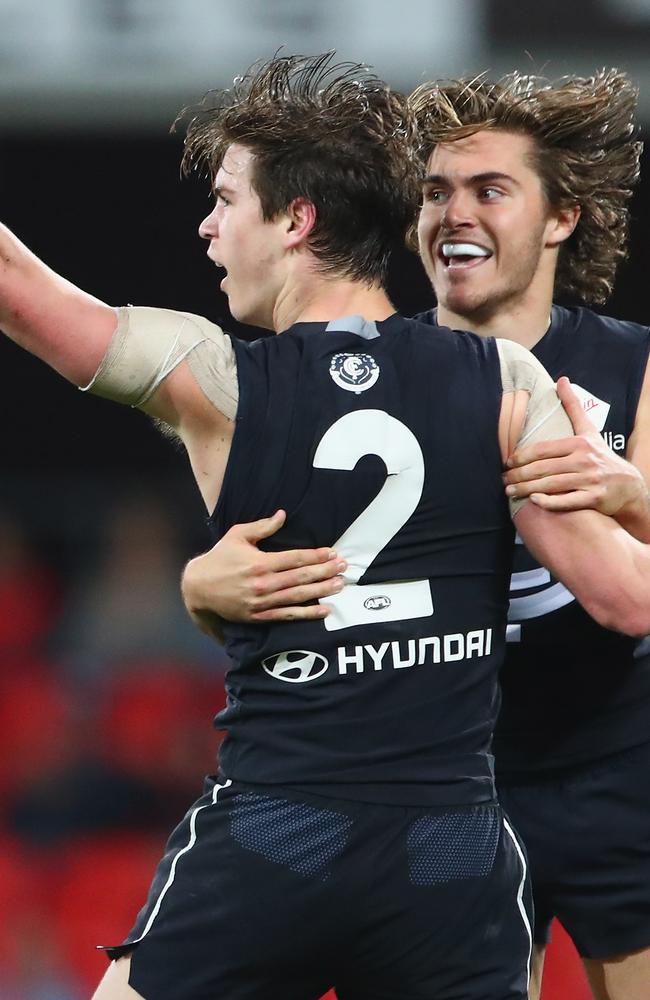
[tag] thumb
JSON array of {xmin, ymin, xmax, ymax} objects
[
  {"xmin": 556, "ymin": 377, "xmax": 591, "ymax": 434},
  {"xmin": 237, "ymin": 509, "xmax": 287, "ymax": 544}
]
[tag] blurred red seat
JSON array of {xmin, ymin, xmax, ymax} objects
[
  {"xmin": 99, "ymin": 660, "xmax": 225, "ymax": 787},
  {"xmin": 51, "ymin": 832, "xmax": 164, "ymax": 990},
  {"xmin": 540, "ymin": 920, "xmax": 591, "ymax": 999},
  {"xmin": 0, "ymin": 835, "xmax": 51, "ymax": 969},
  {"xmin": 0, "ymin": 665, "xmax": 77, "ymax": 798}
]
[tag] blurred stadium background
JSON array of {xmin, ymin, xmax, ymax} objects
[{"xmin": 1, "ymin": 1, "xmax": 649, "ymax": 997}]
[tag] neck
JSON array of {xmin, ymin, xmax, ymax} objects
[
  {"xmin": 436, "ymin": 276, "xmax": 555, "ymax": 349},
  {"xmin": 272, "ymin": 271, "xmax": 394, "ymax": 333},
  {"xmin": 437, "ymin": 298, "xmax": 553, "ymax": 348}
]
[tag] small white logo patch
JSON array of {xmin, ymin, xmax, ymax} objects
[
  {"xmin": 570, "ymin": 383, "xmax": 611, "ymax": 432},
  {"xmin": 363, "ymin": 595, "xmax": 392, "ymax": 611},
  {"xmin": 329, "ymin": 353, "xmax": 380, "ymax": 393},
  {"xmin": 262, "ymin": 650, "xmax": 329, "ymax": 684}
]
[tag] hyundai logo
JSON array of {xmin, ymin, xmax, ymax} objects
[{"xmin": 262, "ymin": 649, "xmax": 329, "ymax": 684}]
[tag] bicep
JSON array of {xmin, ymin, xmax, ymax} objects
[{"xmin": 84, "ymin": 306, "xmax": 239, "ymax": 431}]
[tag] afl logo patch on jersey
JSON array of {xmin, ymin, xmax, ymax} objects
[
  {"xmin": 262, "ymin": 650, "xmax": 329, "ymax": 684},
  {"xmin": 329, "ymin": 353, "xmax": 380, "ymax": 393},
  {"xmin": 363, "ymin": 595, "xmax": 392, "ymax": 611}
]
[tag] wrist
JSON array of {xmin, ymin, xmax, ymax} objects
[
  {"xmin": 616, "ymin": 486, "xmax": 650, "ymax": 543},
  {"xmin": 181, "ymin": 555, "xmax": 208, "ymax": 613}
]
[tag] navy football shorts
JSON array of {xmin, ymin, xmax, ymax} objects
[
  {"xmin": 105, "ymin": 778, "xmax": 533, "ymax": 999},
  {"xmin": 498, "ymin": 740, "xmax": 650, "ymax": 959}
]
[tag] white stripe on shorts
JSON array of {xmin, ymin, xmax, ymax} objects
[
  {"xmin": 502, "ymin": 816, "xmax": 532, "ymax": 991},
  {"xmin": 131, "ymin": 778, "xmax": 232, "ymax": 945}
]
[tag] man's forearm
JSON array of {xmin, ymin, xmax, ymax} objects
[
  {"xmin": 614, "ymin": 485, "xmax": 650, "ymax": 543},
  {"xmin": 516, "ymin": 501, "xmax": 650, "ymax": 637},
  {"xmin": 0, "ymin": 222, "xmax": 117, "ymax": 385}
]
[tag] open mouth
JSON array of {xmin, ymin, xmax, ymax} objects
[{"xmin": 439, "ymin": 242, "xmax": 492, "ymax": 270}]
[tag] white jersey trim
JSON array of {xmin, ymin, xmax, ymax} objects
[
  {"xmin": 503, "ymin": 816, "xmax": 532, "ymax": 992},
  {"xmin": 130, "ymin": 778, "xmax": 232, "ymax": 946}
]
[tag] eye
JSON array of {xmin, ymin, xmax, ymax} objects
[
  {"xmin": 216, "ymin": 193, "xmax": 230, "ymax": 207},
  {"xmin": 478, "ymin": 187, "xmax": 502, "ymax": 201},
  {"xmin": 422, "ymin": 186, "xmax": 447, "ymax": 204}
]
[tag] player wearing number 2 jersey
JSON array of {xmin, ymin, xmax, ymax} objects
[{"xmin": 3, "ymin": 55, "xmax": 650, "ymax": 1000}]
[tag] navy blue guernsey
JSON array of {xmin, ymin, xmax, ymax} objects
[
  {"xmin": 419, "ymin": 306, "xmax": 650, "ymax": 773},
  {"xmin": 209, "ymin": 314, "xmax": 514, "ymax": 806}
]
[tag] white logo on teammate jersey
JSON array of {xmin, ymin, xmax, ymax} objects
[
  {"xmin": 570, "ymin": 383, "xmax": 611, "ymax": 432},
  {"xmin": 262, "ymin": 650, "xmax": 329, "ymax": 683},
  {"xmin": 329, "ymin": 353, "xmax": 380, "ymax": 393}
]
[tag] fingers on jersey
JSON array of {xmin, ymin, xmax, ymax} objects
[
  {"xmin": 528, "ymin": 490, "xmax": 604, "ymax": 511},
  {"xmin": 249, "ymin": 575, "xmax": 347, "ymax": 620},
  {"xmin": 556, "ymin": 376, "xmax": 595, "ymax": 434},
  {"xmin": 250, "ymin": 557, "xmax": 346, "ymax": 598},
  {"xmin": 251, "ymin": 547, "xmax": 341, "ymax": 575},
  {"xmin": 506, "ymin": 437, "xmax": 581, "ymax": 471},
  {"xmin": 506, "ymin": 468, "xmax": 607, "ymax": 498},
  {"xmin": 234, "ymin": 509, "xmax": 288, "ymax": 543}
]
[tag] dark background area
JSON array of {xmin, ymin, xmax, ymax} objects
[{"xmin": 489, "ymin": 0, "xmax": 650, "ymax": 50}]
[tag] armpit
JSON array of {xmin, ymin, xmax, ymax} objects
[{"xmin": 81, "ymin": 306, "xmax": 239, "ymax": 420}]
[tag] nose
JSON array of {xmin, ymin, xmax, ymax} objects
[
  {"xmin": 440, "ymin": 190, "xmax": 475, "ymax": 231},
  {"xmin": 199, "ymin": 206, "xmax": 219, "ymax": 241}
]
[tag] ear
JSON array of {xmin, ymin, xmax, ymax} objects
[
  {"xmin": 284, "ymin": 197, "xmax": 317, "ymax": 250},
  {"xmin": 545, "ymin": 204, "xmax": 581, "ymax": 248}
]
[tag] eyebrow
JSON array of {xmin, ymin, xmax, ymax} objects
[
  {"xmin": 422, "ymin": 171, "xmax": 520, "ymax": 188},
  {"xmin": 213, "ymin": 183, "xmax": 236, "ymax": 198}
]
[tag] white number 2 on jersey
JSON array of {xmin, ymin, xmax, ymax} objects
[{"xmin": 313, "ymin": 409, "xmax": 433, "ymax": 631}]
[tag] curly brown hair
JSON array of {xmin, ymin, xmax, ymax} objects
[
  {"xmin": 178, "ymin": 52, "xmax": 421, "ymax": 286},
  {"xmin": 409, "ymin": 70, "xmax": 642, "ymax": 304}
]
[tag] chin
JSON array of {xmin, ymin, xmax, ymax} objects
[
  {"xmin": 442, "ymin": 286, "xmax": 494, "ymax": 318},
  {"xmin": 231, "ymin": 303, "xmax": 273, "ymax": 331}
]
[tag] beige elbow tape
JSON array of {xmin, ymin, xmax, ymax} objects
[
  {"xmin": 81, "ymin": 306, "xmax": 239, "ymax": 419},
  {"xmin": 497, "ymin": 339, "xmax": 574, "ymax": 517}
]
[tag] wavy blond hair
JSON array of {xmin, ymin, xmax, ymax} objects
[{"xmin": 409, "ymin": 70, "xmax": 642, "ymax": 304}]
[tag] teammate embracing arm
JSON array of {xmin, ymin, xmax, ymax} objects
[
  {"xmin": 504, "ymin": 367, "xmax": 650, "ymax": 541},
  {"xmin": 181, "ymin": 337, "xmax": 650, "ymax": 640}
]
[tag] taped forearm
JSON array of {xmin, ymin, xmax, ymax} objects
[{"xmin": 81, "ymin": 305, "xmax": 239, "ymax": 419}]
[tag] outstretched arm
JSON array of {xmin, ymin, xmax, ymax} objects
[
  {"xmin": 0, "ymin": 222, "xmax": 117, "ymax": 384},
  {"xmin": 0, "ymin": 223, "xmax": 236, "ymax": 510}
]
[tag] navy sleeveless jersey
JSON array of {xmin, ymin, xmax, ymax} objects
[
  {"xmin": 419, "ymin": 306, "xmax": 650, "ymax": 773},
  {"xmin": 208, "ymin": 314, "xmax": 514, "ymax": 806}
]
